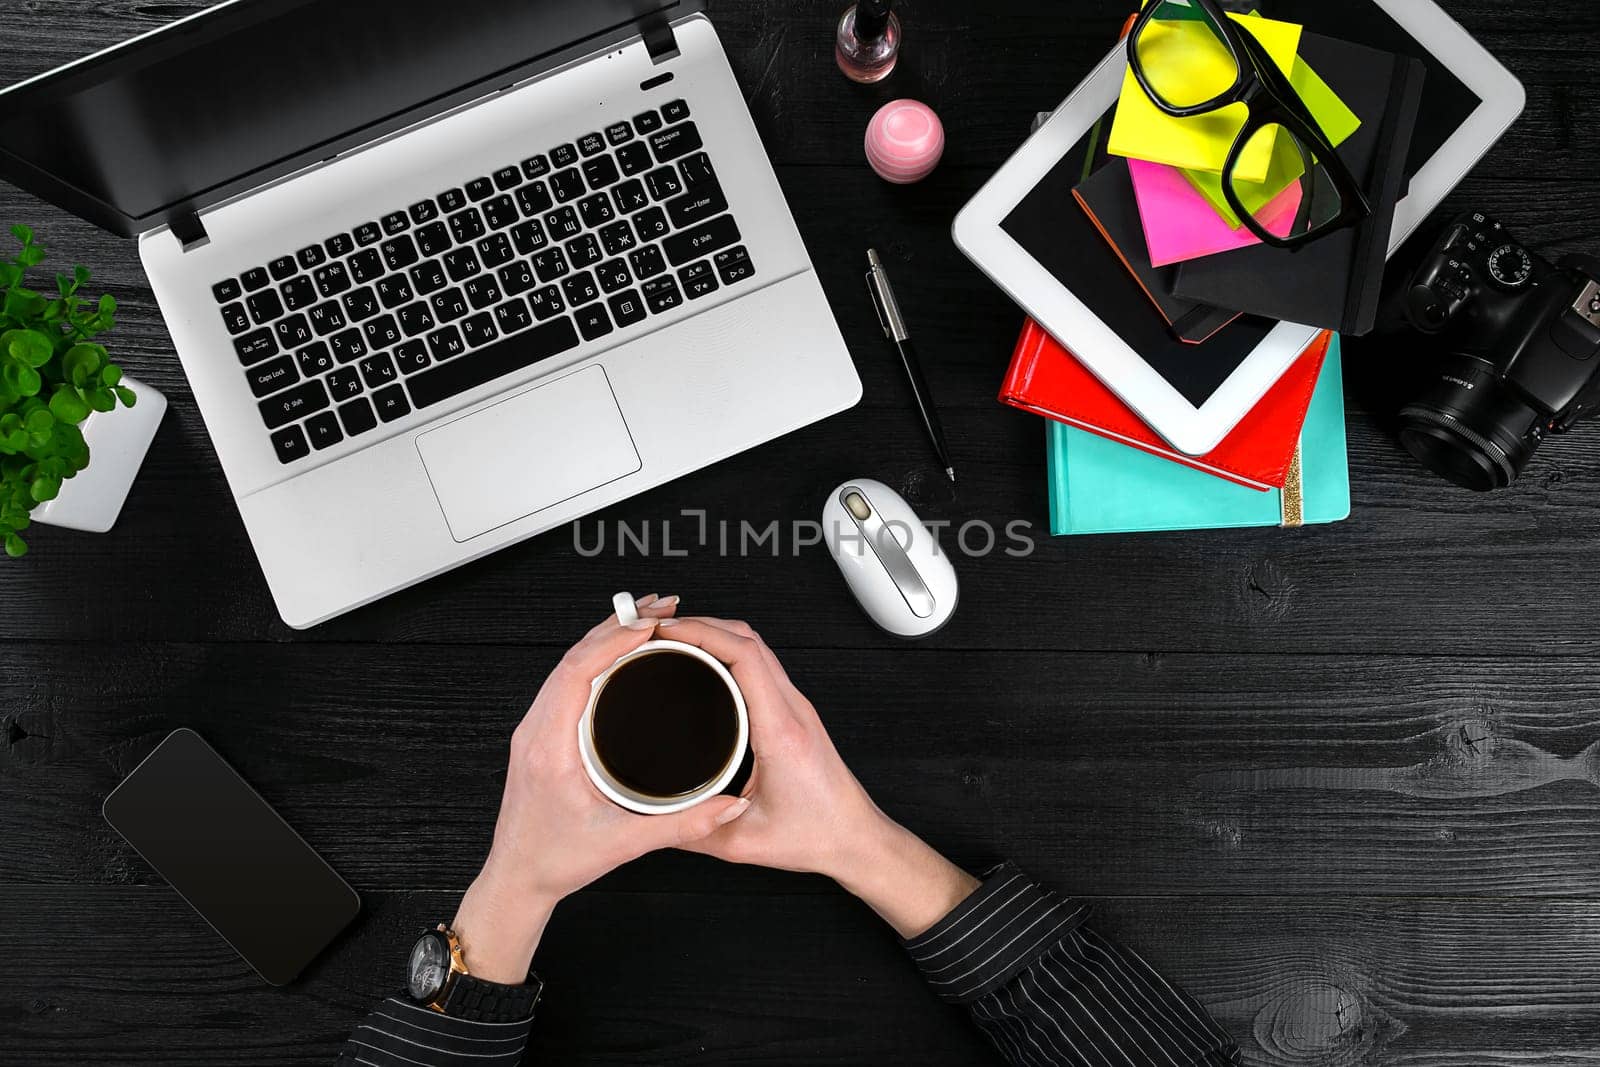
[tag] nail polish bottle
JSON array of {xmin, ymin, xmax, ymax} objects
[{"xmin": 835, "ymin": 0, "xmax": 901, "ymax": 84}]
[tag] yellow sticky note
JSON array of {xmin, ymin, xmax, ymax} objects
[
  {"xmin": 1183, "ymin": 55, "xmax": 1362, "ymax": 227},
  {"xmin": 1107, "ymin": 11, "xmax": 1304, "ymax": 183}
]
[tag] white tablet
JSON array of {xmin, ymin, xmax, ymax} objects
[{"xmin": 953, "ymin": 0, "xmax": 1525, "ymax": 456}]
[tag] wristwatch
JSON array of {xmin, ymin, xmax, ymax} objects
[{"xmin": 406, "ymin": 924, "xmax": 542, "ymax": 1023}]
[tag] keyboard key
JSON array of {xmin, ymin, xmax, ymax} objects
[
  {"xmin": 650, "ymin": 122, "xmax": 702, "ymax": 162},
  {"xmin": 483, "ymin": 195, "xmax": 518, "ymax": 231},
  {"xmin": 381, "ymin": 234, "xmax": 419, "ymax": 271},
  {"xmin": 308, "ymin": 300, "xmax": 347, "ymax": 336},
  {"xmin": 629, "ymin": 243, "xmax": 667, "ymax": 279},
  {"xmin": 461, "ymin": 312, "xmax": 498, "ymax": 348},
  {"xmin": 526, "ymin": 285, "xmax": 565, "ymax": 321},
  {"xmin": 642, "ymin": 276, "xmax": 683, "ymax": 314},
  {"xmin": 297, "ymin": 246, "xmax": 327, "ymax": 272},
  {"xmin": 680, "ymin": 151, "xmax": 716, "ymax": 189},
  {"xmin": 551, "ymin": 168, "xmax": 585, "ymax": 203},
  {"xmin": 617, "ymin": 142, "xmax": 653, "ymax": 176},
  {"xmin": 247, "ymin": 289, "xmax": 284, "ymax": 325},
  {"xmin": 438, "ymin": 188, "xmax": 467, "ymax": 213},
  {"xmin": 477, "ymin": 233, "xmax": 514, "ymax": 269},
  {"xmin": 330, "ymin": 329, "xmax": 367, "ymax": 364},
  {"xmin": 354, "ymin": 221, "xmax": 384, "ymax": 246},
  {"xmin": 605, "ymin": 121, "xmax": 634, "ymax": 145},
  {"xmin": 235, "ymin": 328, "xmax": 278, "ymax": 365},
  {"xmin": 270, "ymin": 423, "xmax": 310, "ymax": 464},
  {"xmin": 338, "ymin": 397, "xmax": 378, "ymax": 437},
  {"xmin": 511, "ymin": 219, "xmax": 548, "ymax": 256},
  {"xmin": 598, "ymin": 221, "xmax": 636, "ymax": 257},
  {"xmin": 213, "ymin": 278, "xmax": 242, "ymax": 303},
  {"xmin": 578, "ymin": 193, "xmax": 615, "ymax": 228},
  {"xmin": 582, "ymin": 155, "xmax": 620, "ymax": 190},
  {"xmin": 465, "ymin": 276, "xmax": 503, "ymax": 310},
  {"xmin": 325, "ymin": 233, "xmax": 355, "ymax": 257},
  {"xmin": 296, "ymin": 341, "xmax": 335, "ymax": 377},
  {"xmin": 578, "ymin": 132, "xmax": 606, "ymax": 157},
  {"xmin": 664, "ymin": 214, "xmax": 740, "ymax": 266},
  {"xmin": 666, "ymin": 181, "xmax": 727, "ymax": 229},
  {"xmin": 363, "ymin": 315, "xmax": 403, "ymax": 351},
  {"xmin": 633, "ymin": 206, "xmax": 669, "ymax": 243},
  {"xmin": 313, "ymin": 262, "xmax": 352, "ymax": 297},
  {"xmin": 410, "ymin": 199, "xmax": 439, "ymax": 225},
  {"xmin": 377, "ymin": 274, "xmax": 415, "ymax": 310},
  {"xmin": 373, "ymin": 384, "xmax": 411, "ymax": 423},
  {"xmin": 596, "ymin": 258, "xmax": 631, "ymax": 293},
  {"xmin": 306, "ymin": 411, "xmax": 344, "ymax": 450},
  {"xmin": 566, "ymin": 234, "xmax": 602, "ymax": 269},
  {"xmin": 521, "ymin": 154, "xmax": 550, "ymax": 180},
  {"xmin": 242, "ymin": 267, "xmax": 271, "ymax": 292},
  {"xmin": 550, "ymin": 143, "xmax": 578, "ymax": 168},
  {"xmin": 328, "ymin": 365, "xmax": 364, "ymax": 399},
  {"xmin": 444, "ymin": 247, "xmax": 482, "ymax": 282},
  {"xmin": 275, "ymin": 313, "xmax": 314, "ymax": 348},
  {"xmin": 259, "ymin": 379, "xmax": 329, "ymax": 429},
  {"xmin": 562, "ymin": 271, "xmax": 599, "ymax": 307},
  {"xmin": 269, "ymin": 256, "xmax": 298, "ymax": 281},
  {"xmin": 574, "ymin": 302, "xmax": 612, "ymax": 341},
  {"xmin": 449, "ymin": 208, "xmax": 486, "ymax": 244},
  {"xmin": 634, "ymin": 109, "xmax": 662, "ymax": 134},
  {"xmin": 644, "ymin": 166, "xmax": 683, "ymax": 201},
  {"xmin": 416, "ymin": 221, "xmax": 452, "ymax": 257},
  {"xmin": 351, "ymin": 249, "xmax": 385, "ymax": 284},
  {"xmin": 410, "ymin": 260, "xmax": 448, "ymax": 295},
  {"xmin": 359, "ymin": 353, "xmax": 398, "ymax": 389},
  {"xmin": 382, "ymin": 211, "xmax": 410, "ymax": 236},
  {"xmin": 343, "ymin": 286, "xmax": 381, "ymax": 322},
  {"xmin": 609, "ymin": 289, "xmax": 647, "ymax": 328},
  {"xmin": 431, "ymin": 288, "xmax": 470, "ymax": 322},
  {"xmin": 394, "ymin": 340, "xmax": 431, "ymax": 374},
  {"xmin": 680, "ymin": 260, "xmax": 719, "ymax": 300},
  {"xmin": 494, "ymin": 298, "xmax": 533, "ymax": 335},
  {"xmin": 662, "ymin": 98, "xmax": 691, "ymax": 123},
  {"xmin": 493, "ymin": 165, "xmax": 522, "ymax": 191},
  {"xmin": 533, "ymin": 247, "xmax": 570, "ymax": 282},
  {"xmin": 466, "ymin": 176, "xmax": 495, "ymax": 201},
  {"xmin": 517, "ymin": 182, "xmax": 553, "ymax": 218},
  {"xmin": 282, "ymin": 275, "xmax": 317, "ymax": 311},
  {"xmin": 613, "ymin": 179, "xmax": 649, "ymax": 214},
  {"xmin": 246, "ymin": 355, "xmax": 299, "ymax": 397},
  {"xmin": 544, "ymin": 206, "xmax": 582, "ymax": 240},
  {"xmin": 406, "ymin": 316, "xmax": 580, "ymax": 409},
  {"xmin": 715, "ymin": 245, "xmax": 755, "ymax": 286},
  {"xmin": 398, "ymin": 301, "xmax": 436, "ymax": 337},
  {"xmin": 427, "ymin": 326, "xmax": 466, "ymax": 361}
]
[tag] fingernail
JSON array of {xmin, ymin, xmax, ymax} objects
[
  {"xmin": 635, "ymin": 593, "xmax": 659, "ymax": 607},
  {"xmin": 657, "ymin": 618, "xmax": 679, "ymax": 627},
  {"xmin": 655, "ymin": 594, "xmax": 679, "ymax": 608},
  {"xmin": 627, "ymin": 618, "xmax": 657, "ymax": 630},
  {"xmin": 715, "ymin": 797, "xmax": 750, "ymax": 825}
]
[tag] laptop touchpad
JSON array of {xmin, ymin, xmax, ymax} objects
[{"xmin": 416, "ymin": 366, "xmax": 641, "ymax": 542}]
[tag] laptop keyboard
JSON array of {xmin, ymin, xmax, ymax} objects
[{"xmin": 209, "ymin": 100, "xmax": 757, "ymax": 465}]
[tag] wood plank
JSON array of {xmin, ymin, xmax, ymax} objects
[
  {"xmin": 3, "ymin": 886, "xmax": 1596, "ymax": 1066},
  {"xmin": 7, "ymin": 643, "xmax": 1600, "ymax": 896}
]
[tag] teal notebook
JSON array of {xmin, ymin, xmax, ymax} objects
[{"xmin": 1047, "ymin": 337, "xmax": 1350, "ymax": 535}]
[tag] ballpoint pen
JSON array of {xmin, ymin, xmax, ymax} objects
[{"xmin": 865, "ymin": 248, "xmax": 956, "ymax": 483}]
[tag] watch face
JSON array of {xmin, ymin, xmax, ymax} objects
[{"xmin": 406, "ymin": 932, "xmax": 450, "ymax": 1001}]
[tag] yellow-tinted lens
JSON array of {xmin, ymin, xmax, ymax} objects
[
  {"xmin": 1133, "ymin": 0, "xmax": 1239, "ymax": 109},
  {"xmin": 1229, "ymin": 124, "xmax": 1346, "ymax": 240}
]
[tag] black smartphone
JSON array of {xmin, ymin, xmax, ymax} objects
[{"xmin": 102, "ymin": 728, "xmax": 360, "ymax": 985}]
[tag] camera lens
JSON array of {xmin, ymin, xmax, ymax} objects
[{"xmin": 1397, "ymin": 356, "xmax": 1542, "ymax": 491}]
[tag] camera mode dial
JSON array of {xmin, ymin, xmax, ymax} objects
[{"xmin": 1488, "ymin": 244, "xmax": 1535, "ymax": 290}]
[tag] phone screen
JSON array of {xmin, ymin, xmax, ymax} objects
[{"xmin": 102, "ymin": 729, "xmax": 360, "ymax": 985}]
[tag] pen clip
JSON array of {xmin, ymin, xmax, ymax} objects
[
  {"xmin": 866, "ymin": 268, "xmax": 894, "ymax": 341},
  {"xmin": 865, "ymin": 254, "xmax": 908, "ymax": 342}
]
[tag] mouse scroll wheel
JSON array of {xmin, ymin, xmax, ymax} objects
[{"xmin": 844, "ymin": 492, "xmax": 872, "ymax": 521}]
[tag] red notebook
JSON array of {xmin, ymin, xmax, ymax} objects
[{"xmin": 999, "ymin": 320, "xmax": 1333, "ymax": 491}]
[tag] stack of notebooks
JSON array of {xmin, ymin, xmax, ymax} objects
[{"xmin": 1001, "ymin": 8, "xmax": 1424, "ymax": 536}]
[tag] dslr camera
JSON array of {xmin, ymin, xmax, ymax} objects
[{"xmin": 1399, "ymin": 211, "xmax": 1600, "ymax": 490}]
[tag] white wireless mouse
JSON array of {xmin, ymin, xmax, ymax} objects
[{"xmin": 823, "ymin": 478, "xmax": 958, "ymax": 638}]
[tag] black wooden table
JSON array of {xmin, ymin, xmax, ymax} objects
[{"xmin": 5, "ymin": 2, "xmax": 1599, "ymax": 1064}]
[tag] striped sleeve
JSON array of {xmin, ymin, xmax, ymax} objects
[
  {"xmin": 903, "ymin": 864, "xmax": 1241, "ymax": 1067},
  {"xmin": 335, "ymin": 996, "xmax": 533, "ymax": 1067}
]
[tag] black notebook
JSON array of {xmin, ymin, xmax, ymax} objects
[{"xmin": 1170, "ymin": 31, "xmax": 1426, "ymax": 336}]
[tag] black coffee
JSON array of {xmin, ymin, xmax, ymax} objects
[{"xmin": 592, "ymin": 650, "xmax": 739, "ymax": 799}]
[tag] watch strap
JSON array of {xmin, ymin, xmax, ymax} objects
[{"xmin": 441, "ymin": 970, "xmax": 543, "ymax": 1023}]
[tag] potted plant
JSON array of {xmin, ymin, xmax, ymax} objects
[{"xmin": 0, "ymin": 224, "xmax": 165, "ymax": 556}]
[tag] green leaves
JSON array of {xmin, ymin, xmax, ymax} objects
[{"xmin": 0, "ymin": 226, "xmax": 125, "ymax": 559}]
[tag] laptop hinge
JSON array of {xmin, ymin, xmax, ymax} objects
[
  {"xmin": 170, "ymin": 211, "xmax": 210, "ymax": 252},
  {"xmin": 641, "ymin": 15, "xmax": 679, "ymax": 63}
]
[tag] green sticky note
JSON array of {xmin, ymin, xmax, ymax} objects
[
  {"xmin": 1107, "ymin": 10, "xmax": 1303, "ymax": 183},
  {"xmin": 1181, "ymin": 54, "xmax": 1362, "ymax": 227}
]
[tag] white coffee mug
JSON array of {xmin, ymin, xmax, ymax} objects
[{"xmin": 577, "ymin": 592, "xmax": 750, "ymax": 815}]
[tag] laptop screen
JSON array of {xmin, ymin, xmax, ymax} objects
[{"xmin": 0, "ymin": 0, "xmax": 687, "ymax": 236}]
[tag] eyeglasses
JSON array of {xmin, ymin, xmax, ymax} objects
[{"xmin": 1126, "ymin": 0, "xmax": 1371, "ymax": 248}]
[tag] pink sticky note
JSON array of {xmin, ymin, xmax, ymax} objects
[{"xmin": 1127, "ymin": 158, "xmax": 1303, "ymax": 268}]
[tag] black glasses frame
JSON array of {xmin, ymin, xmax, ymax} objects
[{"xmin": 1126, "ymin": 0, "xmax": 1371, "ymax": 248}]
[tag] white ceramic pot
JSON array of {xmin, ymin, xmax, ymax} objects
[{"xmin": 30, "ymin": 374, "xmax": 167, "ymax": 534}]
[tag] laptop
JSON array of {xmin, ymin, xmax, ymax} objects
[{"xmin": 0, "ymin": 0, "xmax": 861, "ymax": 628}]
